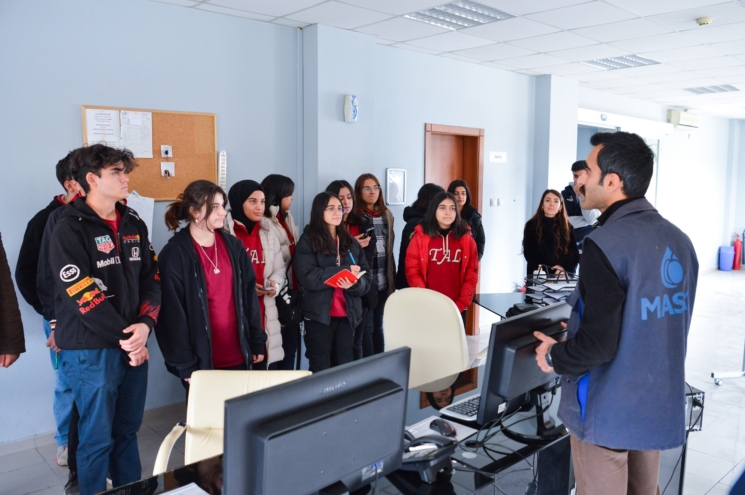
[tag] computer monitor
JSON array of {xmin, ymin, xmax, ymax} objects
[
  {"xmin": 223, "ymin": 348, "xmax": 411, "ymax": 495},
  {"xmin": 477, "ymin": 302, "xmax": 571, "ymax": 442}
]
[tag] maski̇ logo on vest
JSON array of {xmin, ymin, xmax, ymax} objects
[{"xmin": 641, "ymin": 247, "xmax": 688, "ymax": 321}]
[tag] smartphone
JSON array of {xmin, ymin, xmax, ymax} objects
[{"xmin": 362, "ymin": 226, "xmax": 375, "ymax": 239}]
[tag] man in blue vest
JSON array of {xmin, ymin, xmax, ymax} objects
[{"xmin": 534, "ymin": 131, "xmax": 698, "ymax": 495}]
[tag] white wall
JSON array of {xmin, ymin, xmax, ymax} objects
[
  {"xmin": 0, "ymin": 0, "xmax": 299, "ymax": 444},
  {"xmin": 578, "ymin": 87, "xmax": 736, "ymax": 270},
  {"xmin": 373, "ymin": 45, "xmax": 536, "ymax": 291}
]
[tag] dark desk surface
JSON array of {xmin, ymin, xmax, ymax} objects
[{"xmin": 473, "ymin": 293, "xmax": 526, "ymax": 318}]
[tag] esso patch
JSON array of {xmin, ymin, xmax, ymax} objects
[{"xmin": 60, "ymin": 264, "xmax": 80, "ymax": 282}]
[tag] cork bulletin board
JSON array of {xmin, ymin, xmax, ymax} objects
[{"xmin": 81, "ymin": 106, "xmax": 217, "ymax": 201}]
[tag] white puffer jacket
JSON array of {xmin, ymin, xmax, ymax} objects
[
  {"xmin": 228, "ymin": 215, "xmax": 287, "ymax": 365},
  {"xmin": 266, "ymin": 205, "xmax": 300, "ymax": 289}
]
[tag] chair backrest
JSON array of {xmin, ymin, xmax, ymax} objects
[
  {"xmin": 384, "ymin": 288, "xmax": 470, "ymax": 391},
  {"xmin": 184, "ymin": 370, "xmax": 311, "ymax": 464}
]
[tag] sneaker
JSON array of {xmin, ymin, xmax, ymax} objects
[
  {"xmin": 63, "ymin": 474, "xmax": 79, "ymax": 495},
  {"xmin": 56, "ymin": 445, "xmax": 69, "ymax": 466}
]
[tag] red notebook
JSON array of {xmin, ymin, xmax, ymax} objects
[{"xmin": 324, "ymin": 269, "xmax": 366, "ymax": 288}]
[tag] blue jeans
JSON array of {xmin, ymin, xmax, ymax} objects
[
  {"xmin": 60, "ymin": 348, "xmax": 148, "ymax": 495},
  {"xmin": 43, "ymin": 319, "xmax": 74, "ymax": 447}
]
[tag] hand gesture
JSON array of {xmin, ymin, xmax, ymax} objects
[
  {"xmin": 534, "ymin": 331, "xmax": 558, "ymax": 373},
  {"xmin": 128, "ymin": 346, "xmax": 150, "ymax": 367},
  {"xmin": 355, "ymin": 233, "xmax": 370, "ymax": 248},
  {"xmin": 120, "ymin": 323, "xmax": 149, "ymax": 352}
]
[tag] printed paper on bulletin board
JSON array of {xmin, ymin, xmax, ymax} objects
[{"xmin": 82, "ymin": 106, "xmax": 217, "ymax": 201}]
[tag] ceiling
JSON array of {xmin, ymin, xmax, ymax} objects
[{"xmin": 152, "ymin": 0, "xmax": 745, "ymax": 119}]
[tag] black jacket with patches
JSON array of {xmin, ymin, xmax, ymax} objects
[
  {"xmin": 155, "ymin": 228, "xmax": 266, "ymax": 380},
  {"xmin": 48, "ymin": 198, "xmax": 161, "ymax": 350},
  {"xmin": 16, "ymin": 197, "xmax": 64, "ymax": 315}
]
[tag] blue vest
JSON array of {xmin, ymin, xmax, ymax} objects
[{"xmin": 558, "ymin": 199, "xmax": 698, "ymax": 450}]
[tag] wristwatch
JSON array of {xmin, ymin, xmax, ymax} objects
[{"xmin": 545, "ymin": 344, "xmax": 554, "ymax": 368}]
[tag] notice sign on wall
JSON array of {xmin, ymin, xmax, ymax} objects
[{"xmin": 85, "ymin": 108, "xmax": 121, "ymax": 148}]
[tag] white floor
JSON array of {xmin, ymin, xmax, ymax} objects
[{"xmin": 1, "ymin": 269, "xmax": 744, "ymax": 495}]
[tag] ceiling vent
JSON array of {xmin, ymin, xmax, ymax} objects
[
  {"xmin": 683, "ymin": 85, "xmax": 740, "ymax": 95},
  {"xmin": 581, "ymin": 54, "xmax": 660, "ymax": 70},
  {"xmin": 667, "ymin": 110, "xmax": 700, "ymax": 130},
  {"xmin": 404, "ymin": 1, "xmax": 514, "ymax": 30}
]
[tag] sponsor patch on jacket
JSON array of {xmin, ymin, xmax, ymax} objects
[
  {"xmin": 66, "ymin": 277, "xmax": 94, "ymax": 297},
  {"xmin": 130, "ymin": 246, "xmax": 141, "ymax": 261},
  {"xmin": 60, "ymin": 264, "xmax": 80, "ymax": 282},
  {"xmin": 76, "ymin": 288, "xmax": 101, "ymax": 306},
  {"xmin": 96, "ymin": 235, "xmax": 115, "ymax": 254},
  {"xmin": 79, "ymin": 291, "xmax": 106, "ymax": 314},
  {"xmin": 123, "ymin": 234, "xmax": 140, "ymax": 243},
  {"xmin": 97, "ymin": 256, "xmax": 121, "ymax": 268}
]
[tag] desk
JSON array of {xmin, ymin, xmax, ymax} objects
[
  {"xmin": 103, "ymin": 372, "xmax": 572, "ymax": 495},
  {"xmin": 473, "ymin": 293, "xmax": 526, "ymax": 318}
]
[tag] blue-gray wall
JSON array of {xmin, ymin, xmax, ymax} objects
[{"xmin": 0, "ymin": 0, "xmax": 299, "ymax": 444}]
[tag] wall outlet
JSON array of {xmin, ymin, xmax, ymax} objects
[
  {"xmin": 489, "ymin": 151, "xmax": 507, "ymax": 163},
  {"xmin": 161, "ymin": 145, "xmax": 173, "ymax": 158},
  {"xmin": 490, "ymin": 198, "xmax": 496, "ymax": 207}
]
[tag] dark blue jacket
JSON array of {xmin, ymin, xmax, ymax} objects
[{"xmin": 558, "ymin": 199, "xmax": 698, "ymax": 450}]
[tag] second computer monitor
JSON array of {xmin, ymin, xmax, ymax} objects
[{"xmin": 478, "ymin": 302, "xmax": 571, "ymax": 426}]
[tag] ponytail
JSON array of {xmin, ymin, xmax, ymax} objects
[{"xmin": 164, "ymin": 180, "xmax": 227, "ymax": 232}]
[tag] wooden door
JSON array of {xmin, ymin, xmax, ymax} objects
[
  {"xmin": 424, "ymin": 124, "xmax": 484, "ymax": 337},
  {"xmin": 420, "ymin": 124, "xmax": 484, "ymax": 409}
]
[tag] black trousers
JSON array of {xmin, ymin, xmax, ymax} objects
[
  {"xmin": 276, "ymin": 322, "xmax": 301, "ymax": 370},
  {"xmin": 304, "ymin": 318, "xmax": 354, "ymax": 373},
  {"xmin": 363, "ymin": 289, "xmax": 388, "ymax": 357},
  {"xmin": 68, "ymin": 402, "xmax": 79, "ymax": 477}
]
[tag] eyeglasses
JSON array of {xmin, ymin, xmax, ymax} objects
[
  {"xmin": 362, "ymin": 186, "xmax": 381, "ymax": 193},
  {"xmin": 325, "ymin": 206, "xmax": 344, "ymax": 213}
]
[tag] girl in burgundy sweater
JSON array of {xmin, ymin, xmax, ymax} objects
[{"xmin": 405, "ymin": 192, "xmax": 479, "ymax": 319}]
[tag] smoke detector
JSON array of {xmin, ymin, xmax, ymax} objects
[{"xmin": 696, "ymin": 16, "xmax": 713, "ymax": 26}]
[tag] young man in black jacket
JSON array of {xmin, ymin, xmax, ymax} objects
[
  {"xmin": 15, "ymin": 151, "xmax": 81, "ymax": 466},
  {"xmin": 48, "ymin": 145, "xmax": 160, "ymax": 495}
]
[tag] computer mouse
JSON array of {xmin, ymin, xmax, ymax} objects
[{"xmin": 429, "ymin": 418, "xmax": 457, "ymax": 438}]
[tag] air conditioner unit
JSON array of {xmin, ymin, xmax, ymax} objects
[{"xmin": 668, "ymin": 110, "xmax": 700, "ymax": 130}]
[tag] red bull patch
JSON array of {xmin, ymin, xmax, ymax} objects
[
  {"xmin": 96, "ymin": 235, "xmax": 115, "ymax": 254},
  {"xmin": 66, "ymin": 277, "xmax": 94, "ymax": 297},
  {"xmin": 77, "ymin": 288, "xmax": 101, "ymax": 306},
  {"xmin": 79, "ymin": 292, "xmax": 106, "ymax": 314}
]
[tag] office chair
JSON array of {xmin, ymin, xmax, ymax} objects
[
  {"xmin": 384, "ymin": 288, "xmax": 472, "ymax": 392},
  {"xmin": 153, "ymin": 369, "xmax": 311, "ymax": 475}
]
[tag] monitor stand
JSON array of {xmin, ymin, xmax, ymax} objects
[
  {"xmin": 501, "ymin": 388, "xmax": 567, "ymax": 445},
  {"xmin": 319, "ymin": 481, "xmax": 349, "ymax": 495}
]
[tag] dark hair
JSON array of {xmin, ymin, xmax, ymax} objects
[
  {"xmin": 447, "ymin": 180, "xmax": 472, "ymax": 208},
  {"xmin": 571, "ymin": 160, "xmax": 588, "ymax": 173},
  {"xmin": 325, "ymin": 180, "xmax": 362, "ymax": 225},
  {"xmin": 55, "ymin": 151, "xmax": 76, "ymax": 188},
  {"xmin": 411, "ymin": 183, "xmax": 445, "ymax": 214},
  {"xmin": 590, "ymin": 131, "xmax": 654, "ymax": 198},
  {"xmin": 164, "ymin": 180, "xmax": 228, "ymax": 232},
  {"xmin": 524, "ymin": 189, "xmax": 572, "ymax": 259},
  {"xmin": 307, "ymin": 192, "xmax": 355, "ymax": 257},
  {"xmin": 354, "ymin": 173, "xmax": 388, "ymax": 217},
  {"xmin": 421, "ymin": 192, "xmax": 469, "ymax": 239},
  {"xmin": 73, "ymin": 144, "xmax": 138, "ymax": 193},
  {"xmin": 261, "ymin": 174, "xmax": 295, "ymax": 220}
]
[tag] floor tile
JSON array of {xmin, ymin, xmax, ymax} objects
[
  {"xmin": 688, "ymin": 432, "xmax": 745, "ymax": 464},
  {"xmin": 682, "ymin": 471, "xmax": 717, "ymax": 495},
  {"xmin": 720, "ymin": 459, "xmax": 745, "ymax": 486},
  {"xmin": 0, "ymin": 463, "xmax": 62, "ymax": 495},
  {"xmin": 707, "ymin": 482, "xmax": 735, "ymax": 494},
  {"xmin": 0, "ymin": 448, "xmax": 45, "ymax": 475},
  {"xmin": 686, "ymin": 449, "xmax": 736, "ymax": 482},
  {"xmin": 27, "ymin": 485, "xmax": 65, "ymax": 495}
]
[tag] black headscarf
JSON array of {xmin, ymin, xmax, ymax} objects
[{"xmin": 228, "ymin": 180, "xmax": 263, "ymax": 233}]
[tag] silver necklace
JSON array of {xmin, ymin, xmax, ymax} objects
[{"xmin": 198, "ymin": 238, "xmax": 220, "ymax": 274}]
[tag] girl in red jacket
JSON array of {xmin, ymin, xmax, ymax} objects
[{"xmin": 405, "ymin": 192, "xmax": 479, "ymax": 321}]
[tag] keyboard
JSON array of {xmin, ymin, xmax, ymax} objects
[{"xmin": 441, "ymin": 394, "xmax": 480, "ymax": 422}]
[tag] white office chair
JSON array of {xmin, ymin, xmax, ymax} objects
[
  {"xmin": 152, "ymin": 369, "xmax": 311, "ymax": 475},
  {"xmin": 384, "ymin": 288, "xmax": 471, "ymax": 392}
]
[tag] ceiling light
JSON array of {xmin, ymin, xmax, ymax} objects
[
  {"xmin": 683, "ymin": 85, "xmax": 740, "ymax": 95},
  {"xmin": 581, "ymin": 55, "xmax": 660, "ymax": 71},
  {"xmin": 405, "ymin": 1, "xmax": 514, "ymax": 30}
]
